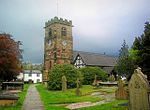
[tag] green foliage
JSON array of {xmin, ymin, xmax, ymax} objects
[
  {"xmin": 129, "ymin": 49, "xmax": 139, "ymax": 63},
  {"xmin": 0, "ymin": 34, "xmax": 22, "ymax": 81},
  {"xmin": 132, "ymin": 22, "xmax": 150, "ymax": 79},
  {"xmin": 78, "ymin": 67, "xmax": 108, "ymax": 85},
  {"xmin": 48, "ymin": 64, "xmax": 83, "ymax": 90},
  {"xmin": 115, "ymin": 40, "xmax": 134, "ymax": 79},
  {"xmin": 22, "ymin": 62, "xmax": 43, "ymax": 71}
]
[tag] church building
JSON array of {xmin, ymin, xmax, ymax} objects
[
  {"xmin": 43, "ymin": 17, "xmax": 73, "ymax": 84},
  {"xmin": 43, "ymin": 17, "xmax": 117, "ymax": 85}
]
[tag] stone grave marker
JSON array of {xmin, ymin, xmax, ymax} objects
[
  {"xmin": 92, "ymin": 74, "xmax": 97, "ymax": 86},
  {"xmin": 76, "ymin": 78, "xmax": 81, "ymax": 96},
  {"xmin": 0, "ymin": 92, "xmax": 19, "ymax": 106},
  {"xmin": 62, "ymin": 75, "xmax": 67, "ymax": 92},
  {"xmin": 115, "ymin": 79, "xmax": 127, "ymax": 99},
  {"xmin": 128, "ymin": 67, "xmax": 150, "ymax": 110}
]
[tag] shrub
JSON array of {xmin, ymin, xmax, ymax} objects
[
  {"xmin": 48, "ymin": 64, "xmax": 83, "ymax": 90},
  {"xmin": 78, "ymin": 67, "xmax": 108, "ymax": 85}
]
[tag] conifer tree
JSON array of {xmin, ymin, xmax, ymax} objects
[
  {"xmin": 132, "ymin": 22, "xmax": 150, "ymax": 79},
  {"xmin": 115, "ymin": 40, "xmax": 134, "ymax": 79}
]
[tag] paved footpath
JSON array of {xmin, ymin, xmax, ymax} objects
[{"xmin": 22, "ymin": 84, "xmax": 44, "ymax": 110}]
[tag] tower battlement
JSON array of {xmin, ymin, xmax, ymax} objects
[{"xmin": 45, "ymin": 16, "xmax": 72, "ymax": 27}]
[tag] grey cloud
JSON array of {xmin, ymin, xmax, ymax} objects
[{"xmin": 0, "ymin": 0, "xmax": 150, "ymax": 63}]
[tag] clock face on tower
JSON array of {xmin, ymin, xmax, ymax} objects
[{"xmin": 62, "ymin": 40, "xmax": 67, "ymax": 47}]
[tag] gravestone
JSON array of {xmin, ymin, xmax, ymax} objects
[
  {"xmin": 108, "ymin": 75, "xmax": 115, "ymax": 82},
  {"xmin": 2, "ymin": 82, "xmax": 24, "ymax": 91},
  {"xmin": 76, "ymin": 78, "xmax": 81, "ymax": 96},
  {"xmin": 0, "ymin": 92, "xmax": 19, "ymax": 106},
  {"xmin": 92, "ymin": 74, "xmax": 97, "ymax": 86},
  {"xmin": 62, "ymin": 75, "xmax": 67, "ymax": 92},
  {"xmin": 128, "ymin": 67, "xmax": 150, "ymax": 110},
  {"xmin": 115, "ymin": 79, "xmax": 127, "ymax": 99}
]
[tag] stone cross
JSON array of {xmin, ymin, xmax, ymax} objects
[
  {"xmin": 62, "ymin": 75, "xmax": 67, "ymax": 92},
  {"xmin": 115, "ymin": 79, "xmax": 127, "ymax": 99},
  {"xmin": 128, "ymin": 67, "xmax": 150, "ymax": 110}
]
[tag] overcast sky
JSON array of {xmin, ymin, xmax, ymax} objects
[{"xmin": 0, "ymin": 0, "xmax": 150, "ymax": 63}]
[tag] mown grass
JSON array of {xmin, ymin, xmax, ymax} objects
[
  {"xmin": 0, "ymin": 84, "xmax": 30, "ymax": 110},
  {"xmin": 36, "ymin": 84, "xmax": 124, "ymax": 110},
  {"xmin": 36, "ymin": 84, "xmax": 102, "ymax": 110},
  {"xmin": 79, "ymin": 85, "xmax": 117, "ymax": 95}
]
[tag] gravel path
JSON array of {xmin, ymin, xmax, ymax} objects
[{"xmin": 22, "ymin": 84, "xmax": 44, "ymax": 110}]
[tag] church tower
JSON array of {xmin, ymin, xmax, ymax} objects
[{"xmin": 43, "ymin": 17, "xmax": 73, "ymax": 84}]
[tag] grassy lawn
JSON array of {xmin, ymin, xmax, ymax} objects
[
  {"xmin": 0, "ymin": 84, "xmax": 30, "ymax": 110},
  {"xmin": 79, "ymin": 85, "xmax": 117, "ymax": 95},
  {"xmin": 79, "ymin": 100, "xmax": 128, "ymax": 110},
  {"xmin": 36, "ymin": 84, "xmax": 102, "ymax": 110},
  {"xmin": 36, "ymin": 84, "xmax": 127, "ymax": 110}
]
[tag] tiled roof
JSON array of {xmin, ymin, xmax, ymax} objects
[
  {"xmin": 24, "ymin": 70, "xmax": 42, "ymax": 74},
  {"xmin": 73, "ymin": 51, "xmax": 117, "ymax": 67}
]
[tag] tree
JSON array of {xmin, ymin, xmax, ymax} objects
[
  {"xmin": 78, "ymin": 67, "xmax": 108, "ymax": 85},
  {"xmin": 132, "ymin": 22, "xmax": 150, "ymax": 79},
  {"xmin": 115, "ymin": 40, "xmax": 134, "ymax": 79},
  {"xmin": 0, "ymin": 33, "xmax": 22, "ymax": 81},
  {"xmin": 48, "ymin": 64, "xmax": 83, "ymax": 90}
]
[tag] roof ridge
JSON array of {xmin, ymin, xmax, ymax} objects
[{"xmin": 73, "ymin": 50, "xmax": 115, "ymax": 57}]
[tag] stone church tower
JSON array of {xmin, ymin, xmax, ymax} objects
[{"xmin": 43, "ymin": 17, "xmax": 73, "ymax": 85}]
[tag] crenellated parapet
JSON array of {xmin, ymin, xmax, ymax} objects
[{"xmin": 45, "ymin": 16, "xmax": 72, "ymax": 27}]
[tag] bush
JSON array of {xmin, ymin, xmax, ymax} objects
[
  {"xmin": 78, "ymin": 67, "xmax": 108, "ymax": 85},
  {"xmin": 48, "ymin": 64, "xmax": 83, "ymax": 90}
]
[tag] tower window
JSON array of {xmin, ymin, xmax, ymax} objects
[
  {"xmin": 61, "ymin": 27, "xmax": 67, "ymax": 36},
  {"xmin": 48, "ymin": 39, "xmax": 52, "ymax": 45},
  {"xmin": 49, "ymin": 28, "xmax": 52, "ymax": 37}
]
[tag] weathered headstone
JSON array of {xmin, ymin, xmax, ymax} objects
[
  {"xmin": 92, "ymin": 74, "xmax": 97, "ymax": 86},
  {"xmin": 0, "ymin": 92, "xmax": 19, "ymax": 106},
  {"xmin": 76, "ymin": 78, "xmax": 81, "ymax": 96},
  {"xmin": 2, "ymin": 82, "xmax": 24, "ymax": 91},
  {"xmin": 62, "ymin": 75, "xmax": 67, "ymax": 92},
  {"xmin": 128, "ymin": 67, "xmax": 150, "ymax": 110},
  {"xmin": 115, "ymin": 79, "xmax": 127, "ymax": 99},
  {"xmin": 108, "ymin": 75, "xmax": 115, "ymax": 82}
]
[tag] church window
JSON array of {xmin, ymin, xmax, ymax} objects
[
  {"xmin": 48, "ymin": 39, "xmax": 52, "ymax": 45},
  {"xmin": 28, "ymin": 74, "xmax": 32, "ymax": 77},
  {"xmin": 61, "ymin": 27, "xmax": 67, "ymax": 36},
  {"xmin": 48, "ymin": 28, "xmax": 52, "ymax": 37}
]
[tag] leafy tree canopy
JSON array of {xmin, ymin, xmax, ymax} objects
[
  {"xmin": 78, "ymin": 67, "xmax": 108, "ymax": 85},
  {"xmin": 0, "ymin": 33, "xmax": 22, "ymax": 81},
  {"xmin": 48, "ymin": 64, "xmax": 83, "ymax": 90}
]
